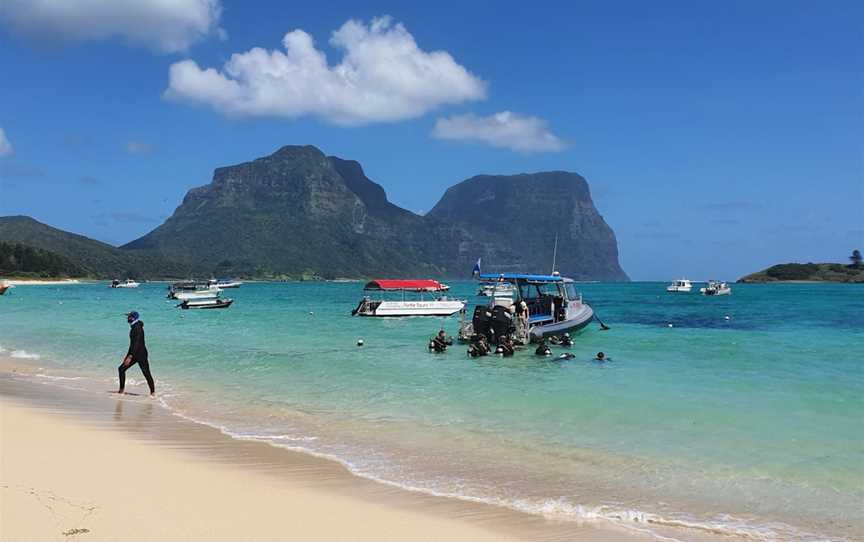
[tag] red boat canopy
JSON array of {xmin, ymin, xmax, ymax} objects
[{"xmin": 363, "ymin": 279, "xmax": 447, "ymax": 291}]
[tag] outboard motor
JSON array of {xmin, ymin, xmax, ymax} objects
[
  {"xmin": 472, "ymin": 305, "xmax": 492, "ymax": 341},
  {"xmin": 491, "ymin": 305, "xmax": 514, "ymax": 342}
]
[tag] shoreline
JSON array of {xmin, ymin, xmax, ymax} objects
[
  {"xmin": 0, "ymin": 361, "xmax": 669, "ymax": 542},
  {"xmin": 1, "ymin": 278, "xmax": 83, "ymax": 285},
  {"xmin": 2, "ymin": 281, "xmax": 861, "ymax": 542}
]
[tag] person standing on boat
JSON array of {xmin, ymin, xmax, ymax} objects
[
  {"xmin": 515, "ymin": 300, "xmax": 529, "ymax": 325},
  {"xmin": 118, "ymin": 311, "xmax": 155, "ymax": 396}
]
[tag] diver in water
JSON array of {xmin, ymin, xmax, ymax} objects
[
  {"xmin": 496, "ymin": 335, "xmax": 515, "ymax": 357},
  {"xmin": 594, "ymin": 351, "xmax": 610, "ymax": 362},
  {"xmin": 557, "ymin": 352, "xmax": 576, "ymax": 360},
  {"xmin": 467, "ymin": 335, "xmax": 490, "ymax": 358},
  {"xmin": 534, "ymin": 339, "xmax": 552, "ymax": 356},
  {"xmin": 560, "ymin": 333, "xmax": 573, "ymax": 347},
  {"xmin": 429, "ymin": 330, "xmax": 452, "ymax": 353}
]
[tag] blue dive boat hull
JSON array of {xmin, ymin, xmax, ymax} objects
[{"xmin": 529, "ymin": 303, "xmax": 594, "ymax": 340}]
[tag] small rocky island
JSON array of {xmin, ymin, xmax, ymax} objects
[{"xmin": 738, "ymin": 260, "xmax": 864, "ymax": 283}]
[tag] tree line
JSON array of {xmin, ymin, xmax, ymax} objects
[{"xmin": 0, "ymin": 241, "xmax": 85, "ymax": 278}]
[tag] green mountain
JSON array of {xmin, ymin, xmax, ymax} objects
[
  {"xmin": 738, "ymin": 263, "xmax": 864, "ymax": 283},
  {"xmin": 122, "ymin": 146, "xmax": 443, "ymax": 277},
  {"xmin": 0, "ymin": 215, "xmax": 189, "ymax": 279},
  {"xmin": 123, "ymin": 145, "xmax": 628, "ymax": 280}
]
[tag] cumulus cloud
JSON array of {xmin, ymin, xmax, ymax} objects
[
  {"xmin": 0, "ymin": 0, "xmax": 222, "ymax": 53},
  {"xmin": 124, "ymin": 141, "xmax": 153, "ymax": 154},
  {"xmin": 0, "ymin": 127, "xmax": 12, "ymax": 156},
  {"xmin": 432, "ymin": 111, "xmax": 566, "ymax": 152},
  {"xmin": 165, "ymin": 16, "xmax": 486, "ymax": 125}
]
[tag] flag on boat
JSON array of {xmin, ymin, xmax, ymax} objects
[{"xmin": 472, "ymin": 258, "xmax": 482, "ymax": 277}]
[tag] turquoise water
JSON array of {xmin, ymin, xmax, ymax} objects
[{"xmin": 2, "ymin": 281, "xmax": 862, "ymax": 541}]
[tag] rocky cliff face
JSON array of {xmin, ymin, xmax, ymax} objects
[
  {"xmin": 123, "ymin": 146, "xmax": 441, "ymax": 277},
  {"xmin": 123, "ymin": 146, "xmax": 628, "ymax": 280},
  {"xmin": 426, "ymin": 172, "xmax": 628, "ymax": 280}
]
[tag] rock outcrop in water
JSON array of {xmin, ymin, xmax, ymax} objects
[{"xmin": 123, "ymin": 145, "xmax": 629, "ymax": 280}]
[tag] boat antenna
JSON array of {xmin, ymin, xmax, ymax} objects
[{"xmin": 551, "ymin": 232, "xmax": 559, "ymax": 275}]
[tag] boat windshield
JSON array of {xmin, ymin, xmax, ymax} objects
[
  {"xmin": 564, "ymin": 282, "xmax": 579, "ymax": 300},
  {"xmin": 518, "ymin": 281, "xmax": 563, "ymax": 300}
]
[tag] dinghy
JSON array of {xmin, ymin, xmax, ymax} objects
[{"xmin": 178, "ymin": 298, "xmax": 234, "ymax": 310}]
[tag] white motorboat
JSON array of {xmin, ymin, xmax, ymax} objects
[
  {"xmin": 666, "ymin": 279, "xmax": 693, "ymax": 293},
  {"xmin": 111, "ymin": 279, "xmax": 140, "ymax": 289},
  {"xmin": 174, "ymin": 285, "xmax": 222, "ymax": 301},
  {"xmin": 352, "ymin": 279, "xmax": 465, "ymax": 317},
  {"xmin": 700, "ymin": 280, "xmax": 731, "ymax": 296},
  {"xmin": 208, "ymin": 278, "xmax": 243, "ymax": 289},
  {"xmin": 477, "ymin": 281, "xmax": 516, "ymax": 297},
  {"xmin": 178, "ymin": 298, "xmax": 234, "ymax": 310}
]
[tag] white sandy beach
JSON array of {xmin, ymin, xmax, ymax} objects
[
  {"xmin": 0, "ymin": 396, "xmax": 532, "ymax": 542},
  {"xmin": 1, "ymin": 366, "xmax": 662, "ymax": 542}
]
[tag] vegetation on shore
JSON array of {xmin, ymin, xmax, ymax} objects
[
  {"xmin": 738, "ymin": 261, "xmax": 864, "ymax": 283},
  {"xmin": 0, "ymin": 241, "xmax": 86, "ymax": 278},
  {"xmin": 0, "ymin": 216, "xmax": 190, "ymax": 280}
]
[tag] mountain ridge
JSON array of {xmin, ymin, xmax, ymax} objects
[
  {"xmin": 0, "ymin": 215, "xmax": 190, "ymax": 278},
  {"xmin": 2, "ymin": 145, "xmax": 628, "ymax": 280}
]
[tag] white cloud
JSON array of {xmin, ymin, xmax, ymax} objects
[
  {"xmin": 0, "ymin": 0, "xmax": 222, "ymax": 53},
  {"xmin": 0, "ymin": 127, "xmax": 12, "ymax": 157},
  {"xmin": 165, "ymin": 16, "xmax": 486, "ymax": 125},
  {"xmin": 432, "ymin": 111, "xmax": 567, "ymax": 152},
  {"xmin": 125, "ymin": 141, "xmax": 153, "ymax": 154}
]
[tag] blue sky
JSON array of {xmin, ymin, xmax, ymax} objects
[{"xmin": 0, "ymin": 0, "xmax": 861, "ymax": 280}]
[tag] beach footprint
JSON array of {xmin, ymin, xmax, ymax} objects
[{"xmin": 2, "ymin": 484, "xmax": 97, "ymax": 539}]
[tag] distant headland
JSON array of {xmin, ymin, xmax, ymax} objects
[{"xmin": 738, "ymin": 260, "xmax": 864, "ymax": 283}]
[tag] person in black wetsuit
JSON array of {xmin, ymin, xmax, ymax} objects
[
  {"xmin": 467, "ymin": 335, "xmax": 490, "ymax": 358},
  {"xmin": 496, "ymin": 336, "xmax": 515, "ymax": 357},
  {"xmin": 118, "ymin": 311, "xmax": 155, "ymax": 396},
  {"xmin": 535, "ymin": 339, "xmax": 552, "ymax": 356},
  {"xmin": 429, "ymin": 330, "xmax": 452, "ymax": 353}
]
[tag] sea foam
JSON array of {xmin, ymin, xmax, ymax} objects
[{"xmin": 10, "ymin": 350, "xmax": 40, "ymax": 359}]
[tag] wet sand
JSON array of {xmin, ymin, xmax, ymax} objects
[{"xmin": 0, "ymin": 368, "xmax": 672, "ymax": 542}]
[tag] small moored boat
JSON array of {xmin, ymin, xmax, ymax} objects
[
  {"xmin": 208, "ymin": 278, "xmax": 243, "ymax": 289},
  {"xmin": 173, "ymin": 285, "xmax": 222, "ymax": 301},
  {"xmin": 477, "ymin": 281, "xmax": 516, "ymax": 297},
  {"xmin": 178, "ymin": 298, "xmax": 234, "ymax": 310},
  {"xmin": 700, "ymin": 280, "xmax": 731, "ymax": 296},
  {"xmin": 666, "ymin": 279, "xmax": 693, "ymax": 293},
  {"xmin": 111, "ymin": 279, "xmax": 140, "ymax": 289},
  {"xmin": 352, "ymin": 279, "xmax": 465, "ymax": 317}
]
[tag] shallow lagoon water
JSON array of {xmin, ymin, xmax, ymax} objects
[{"xmin": 2, "ymin": 281, "xmax": 862, "ymax": 541}]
